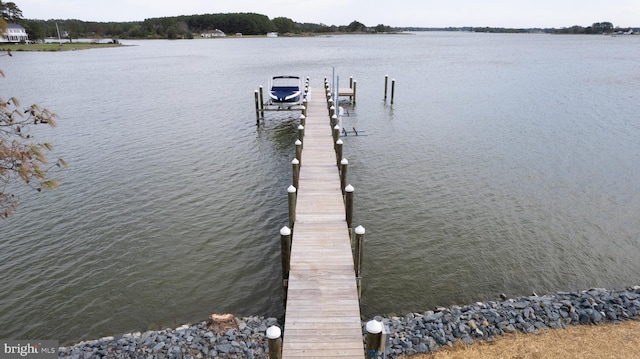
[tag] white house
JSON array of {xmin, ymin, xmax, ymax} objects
[
  {"xmin": 200, "ymin": 29, "xmax": 226, "ymax": 38},
  {"xmin": 1, "ymin": 23, "xmax": 28, "ymax": 43}
]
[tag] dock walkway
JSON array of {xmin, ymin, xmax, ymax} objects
[{"xmin": 282, "ymin": 87, "xmax": 364, "ymax": 358}]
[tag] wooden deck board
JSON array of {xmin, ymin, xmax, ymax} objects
[{"xmin": 282, "ymin": 87, "xmax": 363, "ymax": 358}]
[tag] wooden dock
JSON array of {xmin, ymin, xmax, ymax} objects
[{"xmin": 281, "ymin": 86, "xmax": 364, "ymax": 358}]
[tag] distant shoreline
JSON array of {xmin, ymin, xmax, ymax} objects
[{"xmin": 0, "ymin": 42, "xmax": 125, "ymax": 52}]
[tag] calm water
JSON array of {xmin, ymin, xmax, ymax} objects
[{"xmin": 1, "ymin": 33, "xmax": 640, "ymax": 344}]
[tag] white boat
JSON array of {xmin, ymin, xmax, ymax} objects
[{"xmin": 269, "ymin": 76, "xmax": 302, "ymax": 108}]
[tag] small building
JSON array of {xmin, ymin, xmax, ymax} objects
[
  {"xmin": 266, "ymin": 32, "xmax": 278, "ymax": 38},
  {"xmin": 200, "ymin": 29, "xmax": 226, "ymax": 38},
  {"xmin": 1, "ymin": 23, "xmax": 28, "ymax": 43},
  {"xmin": 615, "ymin": 28, "xmax": 634, "ymax": 35}
]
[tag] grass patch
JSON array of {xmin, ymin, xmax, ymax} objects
[
  {"xmin": 0, "ymin": 42, "xmax": 126, "ymax": 52},
  {"xmin": 406, "ymin": 320, "xmax": 640, "ymax": 359}
]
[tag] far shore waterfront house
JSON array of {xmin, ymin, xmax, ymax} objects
[
  {"xmin": 200, "ymin": 29, "xmax": 226, "ymax": 38},
  {"xmin": 1, "ymin": 23, "xmax": 28, "ymax": 43}
]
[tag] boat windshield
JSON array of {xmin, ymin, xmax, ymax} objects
[{"xmin": 272, "ymin": 76, "xmax": 300, "ymax": 89}]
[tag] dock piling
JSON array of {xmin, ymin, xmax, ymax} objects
[
  {"xmin": 297, "ymin": 125, "xmax": 305, "ymax": 148},
  {"xmin": 254, "ymin": 90, "xmax": 260, "ymax": 125},
  {"xmin": 287, "ymin": 185, "xmax": 297, "ymax": 229},
  {"xmin": 267, "ymin": 326, "xmax": 283, "ymax": 359},
  {"xmin": 345, "ymin": 184, "xmax": 354, "ymax": 229},
  {"xmin": 340, "ymin": 158, "xmax": 348, "ymax": 195},
  {"xmin": 365, "ymin": 320, "xmax": 383, "ymax": 358},
  {"xmin": 352, "ymin": 80, "xmax": 357, "ymax": 104},
  {"xmin": 384, "ymin": 75, "xmax": 389, "ymax": 100},
  {"xmin": 295, "ymin": 140, "xmax": 302, "ymax": 165},
  {"xmin": 354, "ymin": 225, "xmax": 365, "ymax": 298},
  {"xmin": 292, "ymin": 158, "xmax": 300, "ymax": 189},
  {"xmin": 335, "ymin": 139, "xmax": 343, "ymax": 167},
  {"xmin": 391, "ymin": 79, "xmax": 396, "ymax": 104},
  {"xmin": 259, "ymin": 86, "xmax": 265, "ymax": 117},
  {"xmin": 280, "ymin": 226, "xmax": 292, "ymax": 287}
]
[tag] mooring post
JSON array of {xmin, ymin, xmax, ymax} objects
[
  {"xmin": 280, "ymin": 226, "xmax": 292, "ymax": 287},
  {"xmin": 292, "ymin": 158, "xmax": 300, "ymax": 189},
  {"xmin": 348, "ymin": 76, "xmax": 354, "ymax": 103},
  {"xmin": 335, "ymin": 139, "xmax": 343, "ymax": 168},
  {"xmin": 352, "ymin": 80, "xmax": 357, "ymax": 104},
  {"xmin": 391, "ymin": 79, "xmax": 396, "ymax": 104},
  {"xmin": 297, "ymin": 124, "xmax": 304, "ymax": 148},
  {"xmin": 354, "ymin": 225, "xmax": 365, "ymax": 298},
  {"xmin": 295, "ymin": 140, "xmax": 302, "ymax": 165},
  {"xmin": 288, "ymin": 185, "xmax": 297, "ymax": 229},
  {"xmin": 340, "ymin": 158, "xmax": 348, "ymax": 195},
  {"xmin": 299, "ymin": 114, "xmax": 306, "ymax": 127},
  {"xmin": 365, "ymin": 320, "xmax": 383, "ymax": 358},
  {"xmin": 328, "ymin": 97, "xmax": 334, "ymax": 112},
  {"xmin": 384, "ymin": 75, "xmax": 389, "ymax": 100},
  {"xmin": 345, "ymin": 184, "xmax": 354, "ymax": 229},
  {"xmin": 332, "ymin": 125, "xmax": 340, "ymax": 149},
  {"xmin": 254, "ymin": 90, "xmax": 260, "ymax": 125},
  {"xmin": 302, "ymin": 98, "xmax": 307, "ymax": 117},
  {"xmin": 331, "ymin": 114, "xmax": 338, "ymax": 128},
  {"xmin": 259, "ymin": 86, "xmax": 265, "ymax": 117},
  {"xmin": 330, "ymin": 105, "xmax": 336, "ymax": 119},
  {"xmin": 266, "ymin": 326, "xmax": 283, "ymax": 359}
]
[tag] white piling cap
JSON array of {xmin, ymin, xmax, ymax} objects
[
  {"xmin": 298, "ymin": 124, "xmax": 304, "ymax": 130},
  {"xmin": 336, "ymin": 139, "xmax": 344, "ymax": 145},
  {"xmin": 332, "ymin": 114, "xmax": 338, "ymax": 120},
  {"xmin": 266, "ymin": 325, "xmax": 282, "ymax": 339},
  {"xmin": 341, "ymin": 158, "xmax": 348, "ymax": 165},
  {"xmin": 299, "ymin": 111, "xmax": 306, "ymax": 117},
  {"xmin": 345, "ymin": 184, "xmax": 354, "ymax": 193},
  {"xmin": 330, "ymin": 105, "xmax": 336, "ymax": 110},
  {"xmin": 334, "ymin": 125, "xmax": 340, "ymax": 130},
  {"xmin": 295, "ymin": 140, "xmax": 302, "ymax": 145},
  {"xmin": 366, "ymin": 320, "xmax": 383, "ymax": 334},
  {"xmin": 355, "ymin": 225, "xmax": 365, "ymax": 235},
  {"xmin": 292, "ymin": 158, "xmax": 300, "ymax": 165},
  {"xmin": 280, "ymin": 226, "xmax": 291, "ymax": 236},
  {"xmin": 287, "ymin": 185, "xmax": 297, "ymax": 193}
]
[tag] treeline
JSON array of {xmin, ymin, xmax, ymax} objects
[
  {"xmin": 19, "ymin": 13, "xmax": 394, "ymax": 41},
  {"xmin": 405, "ymin": 21, "xmax": 635, "ymax": 35}
]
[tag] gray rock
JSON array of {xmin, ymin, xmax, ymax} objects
[
  {"xmin": 153, "ymin": 342, "xmax": 165, "ymax": 352},
  {"xmin": 416, "ymin": 343, "xmax": 429, "ymax": 353}
]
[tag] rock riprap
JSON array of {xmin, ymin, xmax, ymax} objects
[{"xmin": 59, "ymin": 287, "xmax": 640, "ymax": 358}]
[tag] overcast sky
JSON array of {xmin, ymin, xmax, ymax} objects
[{"xmin": 15, "ymin": 0, "xmax": 640, "ymax": 28}]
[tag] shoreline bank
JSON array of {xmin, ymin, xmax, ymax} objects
[{"xmin": 58, "ymin": 286, "xmax": 640, "ymax": 358}]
